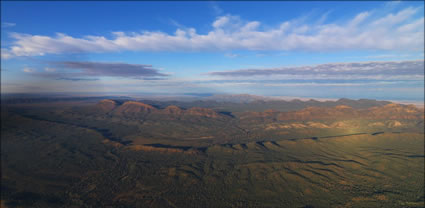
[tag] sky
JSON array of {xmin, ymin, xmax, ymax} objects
[{"xmin": 1, "ymin": 1, "xmax": 424, "ymax": 102}]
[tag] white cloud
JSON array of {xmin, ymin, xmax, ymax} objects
[
  {"xmin": 349, "ymin": 12, "xmax": 370, "ymax": 26},
  {"xmin": 371, "ymin": 7, "xmax": 418, "ymax": 27},
  {"xmin": 213, "ymin": 16, "xmax": 230, "ymax": 28},
  {"xmin": 397, "ymin": 17, "xmax": 425, "ymax": 33},
  {"xmin": 1, "ymin": 7, "xmax": 424, "ymax": 59}
]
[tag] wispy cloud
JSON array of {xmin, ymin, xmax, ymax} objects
[
  {"xmin": 1, "ymin": 6, "xmax": 423, "ymax": 59},
  {"xmin": 1, "ymin": 22, "xmax": 16, "ymax": 28},
  {"xmin": 209, "ymin": 1, "xmax": 223, "ymax": 16},
  {"xmin": 224, "ymin": 52, "xmax": 239, "ymax": 58},
  {"xmin": 365, "ymin": 54, "xmax": 417, "ymax": 59},
  {"xmin": 22, "ymin": 67, "xmax": 35, "ymax": 73},
  {"xmin": 1, "ymin": 49, "xmax": 13, "ymax": 59},
  {"xmin": 208, "ymin": 60, "xmax": 425, "ymax": 79},
  {"xmin": 56, "ymin": 77, "xmax": 99, "ymax": 81},
  {"xmin": 262, "ymin": 81, "xmax": 407, "ymax": 87},
  {"xmin": 44, "ymin": 67, "xmax": 56, "ymax": 72}
]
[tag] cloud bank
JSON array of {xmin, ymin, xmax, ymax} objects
[
  {"xmin": 2, "ymin": 7, "xmax": 424, "ymax": 59},
  {"xmin": 208, "ymin": 60, "xmax": 425, "ymax": 80},
  {"xmin": 56, "ymin": 77, "xmax": 100, "ymax": 81},
  {"xmin": 55, "ymin": 61, "xmax": 167, "ymax": 78},
  {"xmin": 26, "ymin": 61, "xmax": 168, "ymax": 80}
]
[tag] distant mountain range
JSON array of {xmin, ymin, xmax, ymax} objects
[
  {"xmin": 201, "ymin": 94, "xmax": 279, "ymax": 103},
  {"xmin": 1, "ymin": 93, "xmax": 404, "ymax": 113},
  {"xmin": 138, "ymin": 97, "xmax": 394, "ymax": 112},
  {"xmin": 95, "ymin": 99, "xmax": 423, "ymax": 121},
  {"xmin": 78, "ymin": 99, "xmax": 424, "ymax": 144}
]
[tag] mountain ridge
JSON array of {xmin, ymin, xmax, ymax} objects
[{"xmin": 95, "ymin": 99, "xmax": 424, "ymax": 122}]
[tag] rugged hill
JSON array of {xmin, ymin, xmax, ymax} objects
[
  {"xmin": 96, "ymin": 99, "xmax": 119, "ymax": 112},
  {"xmin": 96, "ymin": 100, "xmax": 224, "ymax": 119},
  {"xmin": 161, "ymin": 105, "xmax": 184, "ymax": 115},
  {"xmin": 185, "ymin": 107, "xmax": 220, "ymax": 118},
  {"xmin": 367, "ymin": 103, "xmax": 424, "ymax": 120},
  {"xmin": 113, "ymin": 101, "xmax": 157, "ymax": 115}
]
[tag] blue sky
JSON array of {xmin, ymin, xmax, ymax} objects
[{"xmin": 1, "ymin": 1, "xmax": 424, "ymax": 102}]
